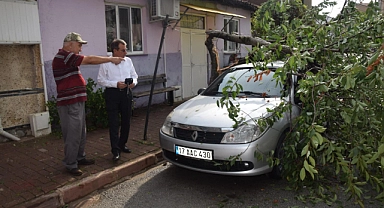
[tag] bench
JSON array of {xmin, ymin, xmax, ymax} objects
[{"xmin": 132, "ymin": 73, "xmax": 180, "ymax": 106}]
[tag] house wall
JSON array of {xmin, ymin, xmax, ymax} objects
[
  {"xmin": 38, "ymin": 0, "xmax": 252, "ymax": 107},
  {"xmin": 215, "ymin": 4, "xmax": 253, "ymax": 68},
  {"xmin": 38, "ymin": 0, "xmax": 182, "ymax": 107},
  {"xmin": 180, "ymin": 0, "xmax": 254, "ymax": 68},
  {"xmin": 179, "ymin": 2, "xmax": 253, "ymax": 82}
]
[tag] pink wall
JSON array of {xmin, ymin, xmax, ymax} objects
[
  {"xmin": 216, "ymin": 4, "xmax": 253, "ymax": 58},
  {"xmin": 37, "ymin": 0, "xmax": 253, "ymax": 104},
  {"xmin": 38, "ymin": 0, "xmax": 107, "ymax": 61},
  {"xmin": 38, "ymin": 0, "xmax": 252, "ymax": 63},
  {"xmin": 38, "ymin": 0, "xmax": 181, "ymax": 61}
]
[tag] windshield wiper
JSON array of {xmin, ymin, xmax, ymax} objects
[
  {"xmin": 239, "ymin": 91, "xmax": 270, "ymax": 98},
  {"xmin": 204, "ymin": 91, "xmax": 222, "ymax": 96}
]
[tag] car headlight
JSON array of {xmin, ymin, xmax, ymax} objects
[
  {"xmin": 161, "ymin": 111, "xmax": 174, "ymax": 137},
  {"xmin": 221, "ymin": 123, "xmax": 262, "ymax": 143}
]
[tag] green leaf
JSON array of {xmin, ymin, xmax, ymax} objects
[
  {"xmin": 378, "ymin": 144, "xmax": 384, "ymax": 154},
  {"xmin": 301, "ymin": 143, "xmax": 309, "ymax": 157},
  {"xmin": 345, "ymin": 75, "xmax": 351, "ymax": 90},
  {"xmin": 309, "ymin": 156, "xmax": 316, "ymax": 166},
  {"xmin": 318, "ymin": 84, "xmax": 329, "ymax": 92},
  {"xmin": 367, "ymin": 144, "xmax": 384, "ymax": 163},
  {"xmin": 300, "ymin": 167, "xmax": 306, "ymax": 181},
  {"xmin": 375, "ymin": 191, "xmax": 384, "ymax": 199},
  {"xmin": 288, "ymin": 56, "xmax": 296, "ymax": 68},
  {"xmin": 381, "ymin": 156, "xmax": 384, "ymax": 167},
  {"xmin": 314, "ymin": 125, "xmax": 326, "ymax": 133},
  {"xmin": 341, "ymin": 111, "xmax": 351, "ymax": 124},
  {"xmin": 311, "ymin": 135, "xmax": 319, "ymax": 148},
  {"xmin": 304, "ymin": 160, "xmax": 310, "ymax": 171},
  {"xmin": 368, "ymin": 49, "xmax": 381, "ymax": 66},
  {"xmin": 315, "ymin": 132, "xmax": 324, "ymax": 145},
  {"xmin": 336, "ymin": 163, "xmax": 340, "ymax": 174}
]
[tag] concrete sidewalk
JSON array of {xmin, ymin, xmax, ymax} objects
[{"xmin": 0, "ymin": 102, "xmax": 179, "ymax": 208}]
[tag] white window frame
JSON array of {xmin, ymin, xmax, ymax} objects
[
  {"xmin": 223, "ymin": 18, "xmax": 239, "ymax": 53},
  {"xmin": 105, "ymin": 3, "xmax": 143, "ymax": 55}
]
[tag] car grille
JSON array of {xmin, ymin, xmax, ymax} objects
[
  {"xmin": 163, "ymin": 149, "xmax": 254, "ymax": 172},
  {"xmin": 174, "ymin": 128, "xmax": 225, "ymax": 144}
]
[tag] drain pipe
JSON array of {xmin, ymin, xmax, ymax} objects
[{"xmin": 0, "ymin": 117, "xmax": 20, "ymax": 141}]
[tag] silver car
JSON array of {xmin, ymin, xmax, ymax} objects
[{"xmin": 159, "ymin": 61, "xmax": 300, "ymax": 177}]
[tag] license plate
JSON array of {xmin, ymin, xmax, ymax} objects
[{"xmin": 175, "ymin": 145, "xmax": 213, "ymax": 160}]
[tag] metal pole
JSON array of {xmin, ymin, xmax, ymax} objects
[{"xmin": 143, "ymin": 15, "xmax": 169, "ymax": 140}]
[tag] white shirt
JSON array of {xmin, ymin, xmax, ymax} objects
[{"xmin": 97, "ymin": 57, "xmax": 138, "ymax": 88}]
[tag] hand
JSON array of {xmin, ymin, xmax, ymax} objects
[
  {"xmin": 117, "ymin": 81, "xmax": 128, "ymax": 89},
  {"xmin": 111, "ymin": 57, "xmax": 125, "ymax": 65},
  {"xmin": 128, "ymin": 83, "xmax": 135, "ymax": 89}
]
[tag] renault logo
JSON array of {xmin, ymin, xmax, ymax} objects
[{"xmin": 191, "ymin": 131, "xmax": 198, "ymax": 141}]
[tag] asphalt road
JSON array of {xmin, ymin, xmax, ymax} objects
[{"xmin": 74, "ymin": 162, "xmax": 382, "ymax": 208}]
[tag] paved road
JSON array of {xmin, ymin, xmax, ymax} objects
[{"xmin": 74, "ymin": 162, "xmax": 382, "ymax": 208}]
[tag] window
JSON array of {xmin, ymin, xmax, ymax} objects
[
  {"xmin": 180, "ymin": 15, "xmax": 205, "ymax": 29},
  {"xmin": 105, "ymin": 4, "xmax": 143, "ymax": 53},
  {"xmin": 223, "ymin": 18, "xmax": 239, "ymax": 53}
]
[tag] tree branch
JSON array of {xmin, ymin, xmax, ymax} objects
[{"xmin": 206, "ymin": 30, "xmax": 293, "ymax": 55}]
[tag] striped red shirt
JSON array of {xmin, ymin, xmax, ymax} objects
[{"xmin": 52, "ymin": 49, "xmax": 87, "ymax": 106}]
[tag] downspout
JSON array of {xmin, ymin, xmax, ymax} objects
[
  {"xmin": 0, "ymin": 118, "xmax": 20, "ymax": 141},
  {"xmin": 163, "ymin": 32, "xmax": 167, "ymax": 86},
  {"xmin": 36, "ymin": 0, "xmax": 48, "ymax": 106},
  {"xmin": 39, "ymin": 43, "xmax": 48, "ymax": 105}
]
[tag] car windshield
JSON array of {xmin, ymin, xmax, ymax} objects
[{"xmin": 203, "ymin": 67, "xmax": 283, "ymax": 97}]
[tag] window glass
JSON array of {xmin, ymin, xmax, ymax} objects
[
  {"xmin": 180, "ymin": 15, "xmax": 205, "ymax": 29},
  {"xmin": 205, "ymin": 68, "xmax": 283, "ymax": 97},
  {"xmin": 224, "ymin": 18, "xmax": 239, "ymax": 52},
  {"xmin": 105, "ymin": 5, "xmax": 143, "ymax": 53},
  {"xmin": 105, "ymin": 5, "xmax": 117, "ymax": 52},
  {"xmin": 119, "ymin": 8, "xmax": 130, "ymax": 50},
  {"xmin": 132, "ymin": 8, "xmax": 142, "ymax": 51}
]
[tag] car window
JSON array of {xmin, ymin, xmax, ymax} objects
[{"xmin": 204, "ymin": 68, "xmax": 283, "ymax": 97}]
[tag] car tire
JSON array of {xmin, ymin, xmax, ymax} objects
[{"xmin": 269, "ymin": 131, "xmax": 287, "ymax": 179}]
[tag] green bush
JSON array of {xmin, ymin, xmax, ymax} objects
[
  {"xmin": 46, "ymin": 78, "xmax": 109, "ymax": 133},
  {"xmin": 46, "ymin": 96, "xmax": 61, "ymax": 133},
  {"xmin": 85, "ymin": 78, "xmax": 108, "ymax": 130}
]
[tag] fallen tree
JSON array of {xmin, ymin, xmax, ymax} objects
[
  {"xmin": 209, "ymin": 0, "xmax": 384, "ymax": 207},
  {"xmin": 205, "ymin": 30, "xmax": 295, "ymax": 82}
]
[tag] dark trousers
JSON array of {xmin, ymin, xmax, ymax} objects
[{"xmin": 105, "ymin": 88, "xmax": 133, "ymax": 155}]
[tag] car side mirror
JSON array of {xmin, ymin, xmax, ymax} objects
[{"xmin": 197, "ymin": 88, "xmax": 206, "ymax": 95}]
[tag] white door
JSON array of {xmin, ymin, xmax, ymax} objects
[{"xmin": 181, "ymin": 28, "xmax": 207, "ymax": 98}]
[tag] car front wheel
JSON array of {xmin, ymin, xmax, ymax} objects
[{"xmin": 269, "ymin": 131, "xmax": 287, "ymax": 179}]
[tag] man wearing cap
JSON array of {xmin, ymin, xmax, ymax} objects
[{"xmin": 52, "ymin": 32, "xmax": 125, "ymax": 176}]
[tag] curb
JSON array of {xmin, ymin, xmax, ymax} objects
[{"xmin": 23, "ymin": 150, "xmax": 164, "ymax": 208}]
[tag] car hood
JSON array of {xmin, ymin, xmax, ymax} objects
[{"xmin": 170, "ymin": 95, "xmax": 284, "ymax": 128}]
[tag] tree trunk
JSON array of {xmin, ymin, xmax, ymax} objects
[
  {"xmin": 205, "ymin": 30, "xmax": 293, "ymax": 83},
  {"xmin": 205, "ymin": 35, "xmax": 220, "ymax": 84}
]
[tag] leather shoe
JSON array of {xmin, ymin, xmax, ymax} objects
[
  {"xmin": 113, "ymin": 152, "xmax": 120, "ymax": 161},
  {"xmin": 120, "ymin": 146, "xmax": 132, "ymax": 153},
  {"xmin": 67, "ymin": 168, "xmax": 83, "ymax": 176},
  {"xmin": 78, "ymin": 158, "xmax": 95, "ymax": 165}
]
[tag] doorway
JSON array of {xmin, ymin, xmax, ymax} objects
[{"xmin": 180, "ymin": 15, "xmax": 208, "ymax": 98}]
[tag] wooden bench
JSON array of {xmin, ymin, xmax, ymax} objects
[{"xmin": 132, "ymin": 73, "xmax": 180, "ymax": 105}]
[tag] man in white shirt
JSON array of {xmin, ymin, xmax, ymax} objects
[{"xmin": 97, "ymin": 39, "xmax": 138, "ymax": 161}]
